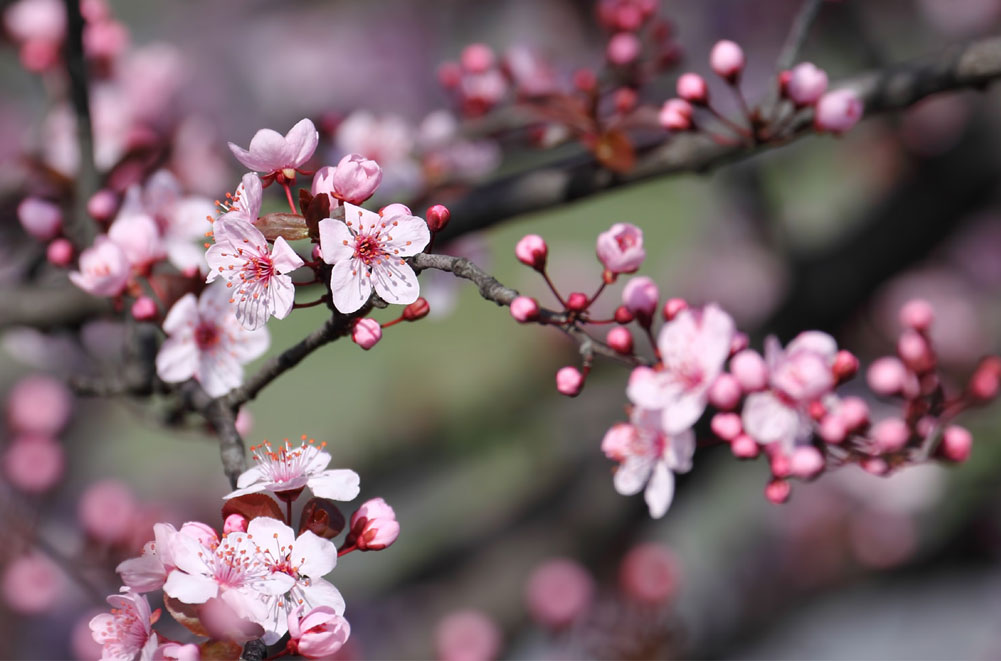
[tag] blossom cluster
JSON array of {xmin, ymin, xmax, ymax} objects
[{"xmin": 92, "ymin": 437, "xmax": 398, "ymax": 659}]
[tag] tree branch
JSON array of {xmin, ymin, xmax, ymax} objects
[
  {"xmin": 776, "ymin": 0, "xmax": 824, "ymax": 71},
  {"xmin": 441, "ymin": 36, "xmax": 1001, "ymax": 240},
  {"xmin": 0, "ymin": 286, "xmax": 109, "ymax": 330},
  {"xmin": 61, "ymin": 0, "xmax": 97, "ymax": 247}
]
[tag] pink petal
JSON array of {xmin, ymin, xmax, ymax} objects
[
  {"xmin": 381, "ymin": 214, "xmax": 431, "ymax": 257},
  {"xmin": 226, "ymin": 325, "xmax": 270, "ymax": 363},
  {"xmin": 246, "ymin": 129, "xmax": 290, "ymax": 170},
  {"xmin": 163, "ymin": 571, "xmax": 218, "ymax": 605},
  {"xmin": 290, "ymin": 531, "xmax": 337, "ymax": 578},
  {"xmin": 299, "ymin": 579, "xmax": 346, "ymax": 616},
  {"xmin": 342, "ymin": 202, "xmax": 380, "ymax": 235},
  {"xmin": 307, "ymin": 469, "xmax": 360, "ymax": 501},
  {"xmin": 665, "ymin": 429, "xmax": 695, "ymax": 473},
  {"xmin": 329, "ymin": 258, "xmax": 372, "ymax": 313},
  {"xmin": 318, "ymin": 219, "xmax": 354, "ymax": 265},
  {"xmin": 613, "ymin": 455, "xmax": 653, "ymax": 496},
  {"xmin": 283, "ymin": 118, "xmax": 319, "ymax": 168},
  {"xmin": 155, "ymin": 336, "xmax": 198, "ymax": 384},
  {"xmin": 271, "ymin": 237, "xmax": 304, "ymax": 274},
  {"xmin": 248, "ymin": 516, "xmax": 296, "ymax": 552},
  {"xmin": 660, "ymin": 390, "xmax": 706, "ymax": 435},
  {"xmin": 267, "ymin": 274, "xmax": 296, "ymax": 321},
  {"xmin": 212, "ymin": 217, "xmax": 267, "ymax": 253},
  {"xmin": 228, "ymin": 141, "xmax": 274, "ymax": 173},
  {"xmin": 644, "ymin": 461, "xmax": 674, "ymax": 519},
  {"xmin": 626, "ymin": 367, "xmax": 676, "ymax": 410},
  {"xmin": 742, "ymin": 392, "xmax": 800, "ymax": 447},
  {"xmin": 237, "ymin": 173, "xmax": 263, "ymax": 218},
  {"xmin": 197, "ymin": 352, "xmax": 244, "ymax": 397},
  {"xmin": 161, "ymin": 294, "xmax": 198, "ymax": 335},
  {"xmin": 370, "ymin": 259, "xmax": 420, "ymax": 305}
]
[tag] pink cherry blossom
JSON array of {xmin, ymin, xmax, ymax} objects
[
  {"xmin": 596, "ymin": 222, "xmax": 645, "ymax": 274},
  {"xmin": 69, "ymin": 235, "xmax": 130, "ymax": 297},
  {"xmin": 435, "ymin": 610, "xmax": 502, "ymax": 661},
  {"xmin": 205, "ymin": 178, "xmax": 304, "ymax": 329},
  {"xmin": 117, "ymin": 522, "xmax": 219, "ymax": 593},
  {"xmin": 288, "ymin": 606, "xmax": 351, "ymax": 659},
  {"xmin": 155, "ymin": 284, "xmax": 270, "ymax": 398},
  {"xmin": 2, "ymin": 553, "xmax": 62, "ymax": 614},
  {"xmin": 108, "ymin": 195, "xmax": 165, "ymax": 269},
  {"xmin": 313, "ymin": 153, "xmax": 383, "ymax": 206},
  {"xmin": 676, "ymin": 73, "xmax": 708, "ymax": 104},
  {"xmin": 228, "ymin": 118, "xmax": 318, "ymax": 180},
  {"xmin": 627, "ymin": 304, "xmax": 735, "ymax": 434},
  {"xmin": 3, "ymin": 0, "xmax": 66, "ymax": 44},
  {"xmin": 514, "ymin": 234, "xmax": 547, "ymax": 270},
  {"xmin": 47, "ymin": 238, "xmax": 73, "ymax": 265},
  {"xmin": 602, "ymin": 407, "xmax": 695, "ymax": 518},
  {"xmin": 79, "ymin": 479, "xmax": 138, "ymax": 545},
  {"xmin": 555, "ymin": 366, "xmax": 583, "ymax": 396},
  {"xmin": 524, "ymin": 558, "xmax": 594, "ymax": 630},
  {"xmin": 509, "ymin": 296, "xmax": 539, "ymax": 322},
  {"xmin": 607, "ymin": 32, "xmax": 641, "ymax": 66},
  {"xmin": 6, "ymin": 373, "xmax": 72, "ymax": 435},
  {"xmin": 89, "ymin": 590, "xmax": 158, "ymax": 661},
  {"xmin": 659, "ymin": 98, "xmax": 693, "ymax": 131},
  {"xmin": 318, "ymin": 202, "xmax": 430, "ymax": 313},
  {"xmin": 352, "ymin": 318, "xmax": 382, "ymax": 350},
  {"xmin": 348, "ymin": 497, "xmax": 400, "ymax": 551},
  {"xmin": 141, "ymin": 170, "xmax": 216, "ymax": 273},
  {"xmin": 224, "ymin": 438, "xmax": 360, "ymax": 502},
  {"xmin": 621, "ymin": 275, "xmax": 659, "ymax": 317},
  {"xmin": 17, "ymin": 197, "xmax": 62, "ymax": 240},
  {"xmin": 246, "ymin": 516, "xmax": 345, "ymax": 644},
  {"xmin": 2, "ymin": 434, "xmax": 64, "ymax": 493},
  {"xmin": 619, "ymin": 543, "xmax": 679, "ymax": 604}
]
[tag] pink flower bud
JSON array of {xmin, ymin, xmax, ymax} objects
[
  {"xmin": 403, "ymin": 297, "xmax": 430, "ymax": 321},
  {"xmin": 7, "ymin": 374, "xmax": 72, "ymax": 436},
  {"xmin": 329, "ymin": 153, "xmax": 382, "ymax": 205},
  {"xmin": 711, "ymin": 412, "xmax": 742, "ymax": 441},
  {"xmin": 770, "ymin": 451, "xmax": 791, "ymax": 478},
  {"xmin": 969, "ymin": 356, "xmax": 1001, "ymax": 400},
  {"xmin": 17, "ymin": 197, "xmax": 62, "ymax": 241},
  {"xmin": 606, "ymin": 326, "xmax": 634, "ymax": 355},
  {"xmin": 709, "ymin": 40, "xmax": 745, "ymax": 81},
  {"xmin": 78, "ymin": 479, "xmax": 137, "ymax": 545},
  {"xmin": 179, "ymin": 521, "xmax": 220, "ymax": 548},
  {"xmin": 872, "ymin": 417, "xmax": 910, "ymax": 453},
  {"xmin": 790, "ymin": 446, "xmax": 825, "ymax": 479},
  {"xmin": 676, "ymin": 72, "xmax": 708, "ymax": 104},
  {"xmin": 730, "ymin": 433, "xmax": 759, "ymax": 458},
  {"xmin": 426, "ymin": 204, "xmax": 451, "ymax": 233},
  {"xmin": 235, "ymin": 407, "xmax": 254, "ymax": 437},
  {"xmin": 622, "ymin": 276, "xmax": 659, "ymax": 319},
  {"xmin": 898, "ymin": 330, "xmax": 935, "ymax": 373},
  {"xmin": 867, "ymin": 356, "xmax": 908, "ymax": 396},
  {"xmin": 3, "ymin": 435, "xmax": 64, "ymax": 493},
  {"xmin": 2, "ymin": 554, "xmax": 62, "ymax": 615},
  {"xmin": 900, "ymin": 299, "xmax": 934, "ymax": 332},
  {"xmin": 87, "ymin": 189, "xmax": 118, "ymax": 222},
  {"xmin": 288, "ymin": 606, "xmax": 351, "ymax": 659},
  {"xmin": 785, "ymin": 62, "xmax": 828, "ymax": 106},
  {"xmin": 349, "ymin": 497, "xmax": 400, "ymax": 551},
  {"xmin": 818, "ymin": 414, "xmax": 847, "ymax": 444},
  {"xmin": 614, "ymin": 305, "xmax": 634, "ymax": 324},
  {"xmin": 564, "ymin": 292, "xmax": 587, "ymax": 312},
  {"xmin": 814, "ymin": 89, "xmax": 864, "ymax": 133},
  {"xmin": 764, "ymin": 479, "xmax": 791, "ymax": 504},
  {"xmin": 708, "ymin": 373, "xmax": 741, "ymax": 410},
  {"xmin": 862, "ymin": 457, "xmax": 889, "ymax": 475},
  {"xmin": 46, "ymin": 238, "xmax": 73, "ymax": 266},
  {"xmin": 438, "ymin": 61, "xmax": 462, "ymax": 88},
  {"xmin": 223, "ymin": 513, "xmax": 248, "ymax": 534},
  {"xmin": 832, "ymin": 349, "xmax": 859, "ymax": 382},
  {"xmin": 435, "ymin": 610, "xmax": 501, "ymax": 661},
  {"xmin": 130, "ymin": 296, "xmax": 157, "ymax": 321},
  {"xmin": 379, "ymin": 202, "xmax": 412, "ymax": 218},
  {"xmin": 658, "ymin": 98, "xmax": 693, "ymax": 131},
  {"xmin": 515, "ymin": 234, "xmax": 548, "ymax": 270},
  {"xmin": 839, "ymin": 396, "xmax": 869, "ymax": 431},
  {"xmin": 607, "ymin": 32, "xmax": 641, "ymax": 66},
  {"xmin": 614, "ymin": 87, "xmax": 638, "ymax": 113},
  {"xmin": 524, "ymin": 558, "xmax": 594, "ymax": 630},
  {"xmin": 662, "ymin": 297, "xmax": 687, "ymax": 321},
  {"xmin": 731, "ymin": 349, "xmax": 768, "ymax": 391},
  {"xmin": 602, "ymin": 422, "xmax": 636, "ymax": 461},
  {"xmin": 352, "ymin": 318, "xmax": 382, "ymax": 350},
  {"xmin": 596, "ymin": 222, "xmax": 645, "ymax": 274},
  {"xmin": 461, "ymin": 43, "xmax": 495, "ymax": 73},
  {"xmin": 556, "ymin": 366, "xmax": 584, "ymax": 397},
  {"xmin": 940, "ymin": 425, "xmax": 972, "ymax": 463},
  {"xmin": 509, "ymin": 296, "xmax": 540, "ymax": 322},
  {"xmin": 619, "ymin": 543, "xmax": 679, "ymax": 605}
]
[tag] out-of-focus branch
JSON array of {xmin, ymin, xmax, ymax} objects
[
  {"xmin": 178, "ymin": 381, "xmax": 245, "ymax": 489},
  {"xmin": 776, "ymin": 0, "xmax": 824, "ymax": 71},
  {"xmin": 442, "ymin": 36, "xmax": 1001, "ymax": 240},
  {"xmin": 0, "ymin": 286, "xmax": 109, "ymax": 330},
  {"xmin": 61, "ymin": 0, "xmax": 97, "ymax": 248}
]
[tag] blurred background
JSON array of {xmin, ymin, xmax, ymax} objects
[{"xmin": 3, "ymin": 0, "xmax": 1001, "ymax": 658}]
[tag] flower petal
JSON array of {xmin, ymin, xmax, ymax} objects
[
  {"xmin": 613, "ymin": 455, "xmax": 653, "ymax": 496},
  {"xmin": 307, "ymin": 469, "xmax": 360, "ymax": 501},
  {"xmin": 318, "ymin": 219, "xmax": 355, "ymax": 265},
  {"xmin": 300, "ymin": 578, "xmax": 345, "ymax": 615},
  {"xmin": 371, "ymin": 258, "xmax": 420, "ymax": 305},
  {"xmin": 290, "ymin": 531, "xmax": 337, "ymax": 578},
  {"xmin": 155, "ymin": 336, "xmax": 198, "ymax": 384},
  {"xmin": 381, "ymin": 214, "xmax": 430, "ymax": 257},
  {"xmin": 284, "ymin": 118, "xmax": 319, "ymax": 168},
  {"xmin": 267, "ymin": 274, "xmax": 296, "ymax": 321},
  {"xmin": 644, "ymin": 461, "xmax": 675, "ymax": 518},
  {"xmin": 329, "ymin": 258, "xmax": 372, "ymax": 313},
  {"xmin": 246, "ymin": 129, "xmax": 289, "ymax": 170},
  {"xmin": 163, "ymin": 571, "xmax": 219, "ymax": 605},
  {"xmin": 271, "ymin": 237, "xmax": 304, "ymax": 275}
]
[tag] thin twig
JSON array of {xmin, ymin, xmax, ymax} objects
[
  {"xmin": 776, "ymin": 0, "xmax": 824, "ymax": 71},
  {"xmin": 61, "ymin": 0, "xmax": 97, "ymax": 248}
]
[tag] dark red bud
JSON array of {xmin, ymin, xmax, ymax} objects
[
  {"xmin": 426, "ymin": 204, "xmax": 451, "ymax": 233},
  {"xmin": 614, "ymin": 305, "xmax": 635, "ymax": 324},
  {"xmin": 566, "ymin": 292, "xmax": 589, "ymax": 312},
  {"xmin": 403, "ymin": 297, "xmax": 430, "ymax": 321}
]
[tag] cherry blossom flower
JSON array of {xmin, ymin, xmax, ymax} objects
[
  {"xmin": 596, "ymin": 222, "xmax": 645, "ymax": 274},
  {"xmin": 228, "ymin": 118, "xmax": 318, "ymax": 184},
  {"xmin": 107, "ymin": 194, "xmax": 165, "ymax": 270},
  {"xmin": 117, "ymin": 522, "xmax": 219, "ymax": 593},
  {"xmin": 741, "ymin": 332, "xmax": 839, "ymax": 451},
  {"xmin": 224, "ymin": 438, "xmax": 360, "ymax": 502},
  {"xmin": 602, "ymin": 407, "xmax": 695, "ymax": 518},
  {"xmin": 288, "ymin": 606, "xmax": 351, "ymax": 659},
  {"xmin": 205, "ymin": 174, "xmax": 304, "ymax": 329},
  {"xmin": 246, "ymin": 516, "xmax": 344, "ymax": 644},
  {"xmin": 312, "ymin": 153, "xmax": 382, "ymax": 206},
  {"xmin": 140, "ymin": 170, "xmax": 215, "ymax": 273},
  {"xmin": 69, "ymin": 235, "xmax": 130, "ymax": 297},
  {"xmin": 89, "ymin": 590, "xmax": 159, "ymax": 661},
  {"xmin": 347, "ymin": 497, "xmax": 400, "ymax": 551},
  {"xmin": 318, "ymin": 202, "xmax": 430, "ymax": 313},
  {"xmin": 627, "ymin": 304, "xmax": 735, "ymax": 434},
  {"xmin": 162, "ymin": 525, "xmax": 295, "ymax": 628},
  {"xmin": 155, "ymin": 284, "xmax": 270, "ymax": 397}
]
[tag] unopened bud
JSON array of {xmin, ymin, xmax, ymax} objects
[
  {"xmin": 556, "ymin": 366, "xmax": 584, "ymax": 397},
  {"xmin": 566, "ymin": 292, "xmax": 589, "ymax": 312},
  {"xmin": 223, "ymin": 513, "xmax": 248, "ymax": 534},
  {"xmin": 131, "ymin": 296, "xmax": 157, "ymax": 321},
  {"xmin": 900, "ymin": 299, "xmax": 934, "ymax": 332},
  {"xmin": 426, "ymin": 204, "xmax": 451, "ymax": 233},
  {"xmin": 676, "ymin": 73, "xmax": 708, "ymax": 104},
  {"xmin": 509, "ymin": 296, "xmax": 539, "ymax": 323},
  {"xmin": 764, "ymin": 479, "xmax": 790, "ymax": 504},
  {"xmin": 662, "ymin": 297, "xmax": 687, "ymax": 321},
  {"xmin": 709, "ymin": 39, "xmax": 745, "ymax": 82},
  {"xmin": 614, "ymin": 305, "xmax": 634, "ymax": 324},
  {"xmin": 46, "ymin": 238, "xmax": 73, "ymax": 266},
  {"xmin": 606, "ymin": 327, "xmax": 634, "ymax": 355},
  {"xmin": 352, "ymin": 318, "xmax": 382, "ymax": 350},
  {"xmin": 403, "ymin": 297, "xmax": 430, "ymax": 321},
  {"xmin": 515, "ymin": 234, "xmax": 548, "ymax": 270},
  {"xmin": 969, "ymin": 356, "xmax": 1001, "ymax": 401},
  {"xmin": 730, "ymin": 433, "xmax": 759, "ymax": 459},
  {"xmin": 939, "ymin": 425, "xmax": 972, "ymax": 463},
  {"xmin": 832, "ymin": 350, "xmax": 859, "ymax": 382},
  {"xmin": 872, "ymin": 417, "xmax": 910, "ymax": 453}
]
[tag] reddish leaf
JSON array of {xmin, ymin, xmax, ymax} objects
[
  {"xmin": 221, "ymin": 493, "xmax": 283, "ymax": 524},
  {"xmin": 592, "ymin": 129, "xmax": 636, "ymax": 173},
  {"xmin": 299, "ymin": 497, "xmax": 346, "ymax": 539},
  {"xmin": 304, "ymin": 191, "xmax": 331, "ymax": 240},
  {"xmin": 298, "ymin": 188, "xmax": 314, "ymax": 216},
  {"xmin": 254, "ymin": 212, "xmax": 310, "ymax": 241},
  {"xmin": 164, "ymin": 595, "xmax": 210, "ymax": 638}
]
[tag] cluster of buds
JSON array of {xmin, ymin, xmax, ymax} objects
[
  {"xmin": 3, "ymin": 0, "xmax": 128, "ymax": 73},
  {"xmin": 596, "ymin": 0, "xmax": 679, "ymax": 72},
  {"xmin": 438, "ymin": 43, "xmax": 510, "ymax": 117},
  {"xmin": 660, "ymin": 41, "xmax": 863, "ymax": 141}
]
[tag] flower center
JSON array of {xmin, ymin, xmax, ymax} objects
[
  {"xmin": 615, "ymin": 233, "xmax": 636, "ymax": 251},
  {"xmin": 353, "ymin": 234, "xmax": 384, "ymax": 265},
  {"xmin": 194, "ymin": 322, "xmax": 221, "ymax": 350}
]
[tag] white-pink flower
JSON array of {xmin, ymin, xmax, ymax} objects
[
  {"xmin": 247, "ymin": 517, "xmax": 344, "ymax": 644},
  {"xmin": 318, "ymin": 202, "xmax": 430, "ymax": 313},
  {"xmin": 155, "ymin": 284, "xmax": 270, "ymax": 397},
  {"xmin": 89, "ymin": 590, "xmax": 159, "ymax": 661},
  {"xmin": 312, "ymin": 153, "xmax": 383, "ymax": 206},
  {"xmin": 741, "ymin": 331, "xmax": 839, "ymax": 451},
  {"xmin": 141, "ymin": 170, "xmax": 215, "ymax": 273},
  {"xmin": 288, "ymin": 606, "xmax": 351, "ymax": 659},
  {"xmin": 596, "ymin": 222, "xmax": 645, "ymax": 274},
  {"xmin": 602, "ymin": 407, "xmax": 695, "ymax": 518},
  {"xmin": 69, "ymin": 235, "xmax": 130, "ymax": 297},
  {"xmin": 162, "ymin": 524, "xmax": 295, "ymax": 628},
  {"xmin": 224, "ymin": 439, "xmax": 360, "ymax": 502},
  {"xmin": 116, "ymin": 522, "xmax": 220, "ymax": 593},
  {"xmin": 107, "ymin": 192, "xmax": 165, "ymax": 270},
  {"xmin": 627, "ymin": 304, "xmax": 735, "ymax": 434},
  {"xmin": 228, "ymin": 118, "xmax": 318, "ymax": 180},
  {"xmin": 205, "ymin": 175, "xmax": 304, "ymax": 330}
]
